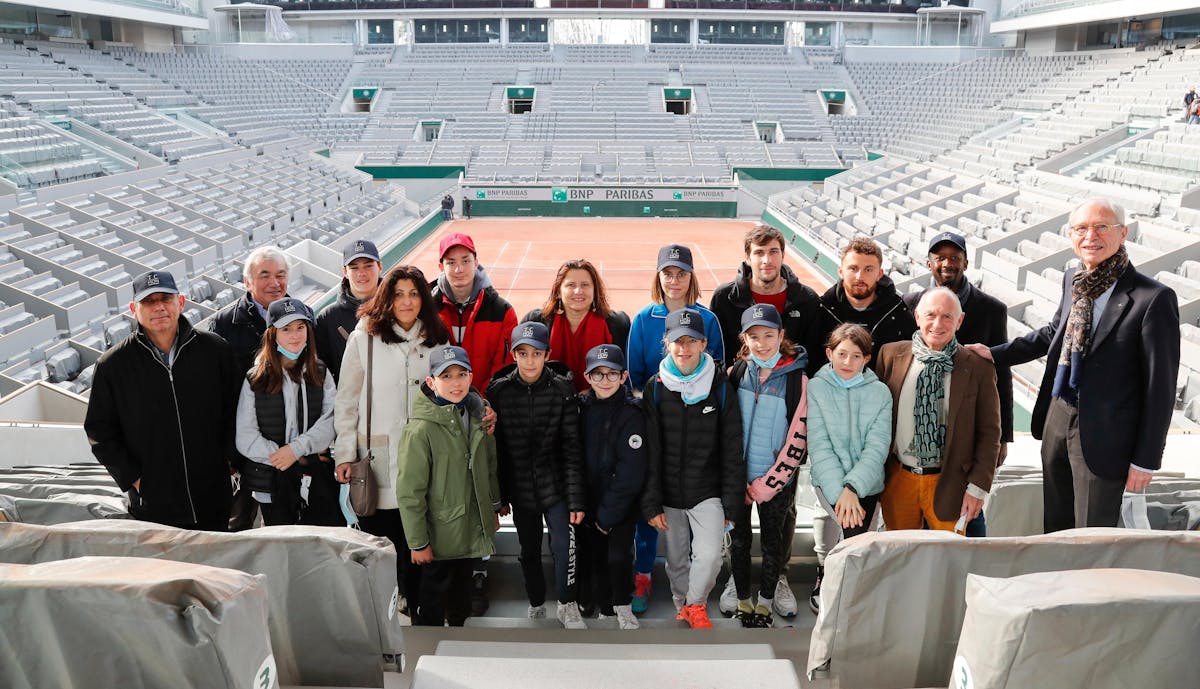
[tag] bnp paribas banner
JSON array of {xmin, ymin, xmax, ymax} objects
[{"xmin": 464, "ymin": 186, "xmax": 737, "ymax": 203}]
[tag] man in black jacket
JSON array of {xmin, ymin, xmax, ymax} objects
[
  {"xmin": 710, "ymin": 224, "xmax": 823, "ymax": 370},
  {"xmin": 812, "ymin": 237, "xmax": 917, "ymax": 371},
  {"xmin": 903, "ymin": 232, "xmax": 1012, "ymax": 535},
  {"xmin": 315, "ymin": 240, "xmax": 382, "ymax": 382},
  {"xmin": 85, "ymin": 271, "xmax": 240, "ymax": 530},
  {"xmin": 709, "ymin": 223, "xmax": 820, "ymax": 619},
  {"xmin": 970, "ymin": 198, "xmax": 1180, "ymax": 532},
  {"xmin": 210, "ymin": 245, "xmax": 289, "ymax": 530}
]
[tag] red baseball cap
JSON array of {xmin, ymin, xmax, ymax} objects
[{"xmin": 439, "ymin": 232, "xmax": 476, "ymax": 260}]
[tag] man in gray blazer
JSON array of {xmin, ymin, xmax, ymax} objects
[{"xmin": 968, "ymin": 198, "xmax": 1180, "ymax": 532}]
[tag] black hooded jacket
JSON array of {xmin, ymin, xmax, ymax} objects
[
  {"xmin": 709, "ymin": 262, "xmax": 823, "ymax": 369},
  {"xmin": 486, "ymin": 360, "xmax": 585, "ymax": 512},
  {"xmin": 315, "ymin": 279, "xmax": 370, "ymax": 382},
  {"xmin": 580, "ymin": 387, "xmax": 646, "ymax": 530},
  {"xmin": 811, "ymin": 275, "xmax": 917, "ymax": 371}
]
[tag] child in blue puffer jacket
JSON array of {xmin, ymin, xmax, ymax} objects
[
  {"xmin": 727, "ymin": 304, "xmax": 809, "ymax": 628},
  {"xmin": 806, "ymin": 323, "xmax": 892, "ymax": 615}
]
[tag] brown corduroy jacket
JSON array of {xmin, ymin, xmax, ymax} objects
[{"xmin": 875, "ymin": 342, "xmax": 1002, "ymax": 522}]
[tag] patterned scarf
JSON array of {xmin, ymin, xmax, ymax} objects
[
  {"xmin": 908, "ymin": 331, "xmax": 958, "ymax": 467},
  {"xmin": 1057, "ymin": 245, "xmax": 1129, "ymax": 390}
]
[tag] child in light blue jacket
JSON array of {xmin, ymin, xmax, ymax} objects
[{"xmin": 806, "ymin": 323, "xmax": 892, "ymax": 614}]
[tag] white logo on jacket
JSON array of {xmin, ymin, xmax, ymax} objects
[
  {"xmin": 628, "ymin": 434, "xmax": 642, "ymax": 449},
  {"xmin": 702, "ymin": 406, "xmax": 716, "ymax": 414}
]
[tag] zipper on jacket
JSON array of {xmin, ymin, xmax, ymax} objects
[{"xmin": 136, "ymin": 329, "xmax": 199, "ymax": 524}]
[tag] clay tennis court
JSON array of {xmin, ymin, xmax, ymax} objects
[{"xmin": 403, "ymin": 218, "xmax": 832, "ymax": 316}]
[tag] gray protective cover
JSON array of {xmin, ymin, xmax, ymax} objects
[
  {"xmin": 985, "ymin": 473, "xmax": 1200, "ymax": 537},
  {"xmin": 0, "ymin": 556, "xmax": 275, "ymax": 689},
  {"xmin": 0, "ymin": 493, "xmax": 129, "ymax": 523},
  {"xmin": 952, "ymin": 569, "xmax": 1200, "ymax": 689},
  {"xmin": 0, "ymin": 481, "xmax": 125, "ymax": 500},
  {"xmin": 0, "ymin": 521, "xmax": 402, "ymax": 687},
  {"xmin": 808, "ymin": 528, "xmax": 1200, "ymax": 688}
]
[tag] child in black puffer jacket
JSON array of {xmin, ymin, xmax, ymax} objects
[
  {"xmin": 486, "ymin": 321, "xmax": 586, "ymax": 629},
  {"xmin": 576, "ymin": 344, "xmax": 646, "ymax": 630}
]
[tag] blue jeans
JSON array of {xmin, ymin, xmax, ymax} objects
[
  {"xmin": 634, "ymin": 518, "xmax": 658, "ymax": 575},
  {"xmin": 965, "ymin": 510, "xmax": 987, "ymax": 538}
]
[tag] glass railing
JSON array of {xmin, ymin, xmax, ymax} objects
[
  {"xmin": 1000, "ymin": 0, "xmax": 1111, "ymax": 20},
  {"xmin": 107, "ymin": 0, "xmax": 205, "ymax": 17},
  {"xmin": 235, "ymin": 0, "xmax": 535, "ymax": 9}
]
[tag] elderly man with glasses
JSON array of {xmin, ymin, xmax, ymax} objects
[{"xmin": 967, "ymin": 198, "xmax": 1180, "ymax": 532}]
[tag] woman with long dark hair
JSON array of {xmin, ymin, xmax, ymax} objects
[
  {"xmin": 333, "ymin": 264, "xmax": 451, "ymax": 618},
  {"xmin": 235, "ymin": 297, "xmax": 341, "ymax": 526},
  {"xmin": 523, "ymin": 259, "xmax": 630, "ymax": 392}
]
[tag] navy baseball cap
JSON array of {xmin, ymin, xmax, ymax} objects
[
  {"xmin": 740, "ymin": 303, "xmax": 783, "ymax": 333},
  {"xmin": 585, "ymin": 344, "xmax": 626, "ymax": 374},
  {"xmin": 268, "ymin": 297, "xmax": 314, "ymax": 329},
  {"xmin": 657, "ymin": 244, "xmax": 694, "ymax": 272},
  {"xmin": 511, "ymin": 322, "xmax": 550, "ymax": 351},
  {"xmin": 430, "ymin": 345, "xmax": 472, "ymax": 376},
  {"xmin": 343, "ymin": 239, "xmax": 381, "ymax": 266},
  {"xmin": 665, "ymin": 307, "xmax": 706, "ymax": 342},
  {"xmin": 132, "ymin": 271, "xmax": 180, "ymax": 302},
  {"xmin": 928, "ymin": 231, "xmax": 967, "ymax": 254}
]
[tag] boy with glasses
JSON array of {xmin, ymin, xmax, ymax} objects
[{"xmin": 576, "ymin": 344, "xmax": 647, "ymax": 629}]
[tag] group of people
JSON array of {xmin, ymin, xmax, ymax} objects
[{"xmin": 83, "ymin": 196, "xmax": 1180, "ymax": 630}]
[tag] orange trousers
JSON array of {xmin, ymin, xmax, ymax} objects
[{"xmin": 880, "ymin": 462, "xmax": 959, "ymax": 532}]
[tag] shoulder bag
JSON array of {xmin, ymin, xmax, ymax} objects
[{"xmin": 347, "ymin": 337, "xmax": 378, "ymax": 516}]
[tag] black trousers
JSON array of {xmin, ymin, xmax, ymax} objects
[
  {"xmin": 1041, "ymin": 397, "xmax": 1125, "ymax": 532},
  {"xmin": 512, "ymin": 501, "xmax": 576, "ymax": 605},
  {"xmin": 228, "ymin": 482, "xmax": 260, "ymax": 531},
  {"xmin": 730, "ymin": 479, "xmax": 798, "ymax": 600},
  {"xmin": 415, "ymin": 558, "xmax": 472, "ymax": 627},
  {"xmin": 359, "ymin": 508, "xmax": 422, "ymax": 610},
  {"xmin": 576, "ymin": 519, "xmax": 636, "ymax": 612}
]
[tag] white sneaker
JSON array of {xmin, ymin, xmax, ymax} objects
[
  {"xmin": 773, "ymin": 576, "xmax": 798, "ymax": 618},
  {"xmin": 719, "ymin": 577, "xmax": 738, "ymax": 617},
  {"xmin": 527, "ymin": 604, "xmax": 546, "ymax": 619},
  {"xmin": 614, "ymin": 604, "xmax": 640, "ymax": 630},
  {"xmin": 556, "ymin": 601, "xmax": 587, "ymax": 630}
]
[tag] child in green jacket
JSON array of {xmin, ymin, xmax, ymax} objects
[{"xmin": 396, "ymin": 345, "xmax": 501, "ymax": 627}]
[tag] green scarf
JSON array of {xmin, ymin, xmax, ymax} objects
[{"xmin": 908, "ymin": 332, "xmax": 958, "ymax": 467}]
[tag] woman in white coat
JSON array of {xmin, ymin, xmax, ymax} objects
[{"xmin": 334, "ymin": 264, "xmax": 450, "ymax": 613}]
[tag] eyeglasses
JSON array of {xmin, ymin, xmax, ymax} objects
[
  {"xmin": 1067, "ymin": 223, "xmax": 1121, "ymax": 237},
  {"xmin": 660, "ymin": 270, "xmax": 690, "ymax": 283},
  {"xmin": 587, "ymin": 370, "xmax": 622, "ymax": 383}
]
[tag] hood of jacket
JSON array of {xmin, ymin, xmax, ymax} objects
[
  {"xmin": 812, "ymin": 363, "xmax": 881, "ymax": 390},
  {"xmin": 336, "ymin": 278, "xmax": 370, "ymax": 311},
  {"xmin": 727, "ymin": 262, "xmax": 804, "ymax": 306},
  {"xmin": 413, "ymin": 380, "xmax": 487, "ymax": 426},
  {"xmin": 820, "ymin": 274, "xmax": 905, "ymax": 317},
  {"xmin": 435, "ymin": 264, "xmax": 494, "ymax": 307}
]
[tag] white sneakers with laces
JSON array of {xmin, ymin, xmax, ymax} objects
[
  {"xmin": 773, "ymin": 576, "xmax": 798, "ymax": 617},
  {"xmin": 527, "ymin": 604, "xmax": 546, "ymax": 619},
  {"xmin": 719, "ymin": 577, "xmax": 738, "ymax": 616},
  {"xmin": 613, "ymin": 604, "xmax": 640, "ymax": 630},
  {"xmin": 556, "ymin": 601, "xmax": 587, "ymax": 629}
]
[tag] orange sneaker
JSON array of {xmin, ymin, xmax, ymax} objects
[{"xmin": 676, "ymin": 603, "xmax": 714, "ymax": 629}]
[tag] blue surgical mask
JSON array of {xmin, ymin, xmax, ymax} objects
[
  {"xmin": 277, "ymin": 344, "xmax": 303, "ymax": 361},
  {"xmin": 751, "ymin": 351, "xmax": 782, "ymax": 370},
  {"xmin": 836, "ymin": 372, "xmax": 864, "ymax": 389}
]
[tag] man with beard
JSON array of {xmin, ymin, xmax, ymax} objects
[
  {"xmin": 806, "ymin": 236, "xmax": 915, "ymax": 614},
  {"xmin": 903, "ymin": 232, "xmax": 1011, "ymax": 537},
  {"xmin": 812, "ymin": 237, "xmax": 916, "ymax": 371},
  {"xmin": 710, "ymin": 223, "xmax": 822, "ymax": 619}
]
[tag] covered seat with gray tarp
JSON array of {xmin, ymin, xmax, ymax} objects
[
  {"xmin": 0, "ymin": 556, "xmax": 276, "ymax": 689},
  {"xmin": 951, "ymin": 569, "xmax": 1200, "ymax": 689},
  {"xmin": 0, "ymin": 521, "xmax": 401, "ymax": 688},
  {"xmin": 0, "ymin": 493, "xmax": 128, "ymax": 523},
  {"xmin": 808, "ymin": 529, "xmax": 1200, "ymax": 689}
]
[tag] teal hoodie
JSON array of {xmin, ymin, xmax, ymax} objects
[{"xmin": 807, "ymin": 364, "xmax": 892, "ymax": 505}]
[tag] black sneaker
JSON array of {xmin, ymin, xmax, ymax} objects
[
  {"xmin": 751, "ymin": 609, "xmax": 774, "ymax": 628},
  {"xmin": 809, "ymin": 565, "xmax": 823, "ymax": 615},
  {"xmin": 471, "ymin": 572, "xmax": 489, "ymax": 616},
  {"xmin": 735, "ymin": 608, "xmax": 757, "ymax": 628}
]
